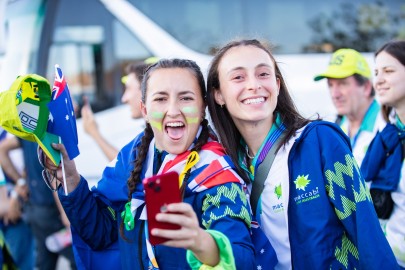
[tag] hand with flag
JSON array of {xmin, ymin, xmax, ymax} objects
[{"xmin": 47, "ymin": 65, "xmax": 80, "ymax": 160}]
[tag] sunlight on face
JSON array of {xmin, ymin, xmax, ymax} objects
[
  {"xmin": 141, "ymin": 68, "xmax": 205, "ymax": 154},
  {"xmin": 374, "ymin": 51, "xmax": 405, "ymax": 109},
  {"xmin": 215, "ymin": 45, "xmax": 280, "ymax": 132}
]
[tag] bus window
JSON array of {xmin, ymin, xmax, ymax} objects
[{"xmin": 46, "ymin": 43, "xmax": 96, "ymax": 103}]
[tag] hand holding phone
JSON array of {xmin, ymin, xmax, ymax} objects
[{"xmin": 143, "ymin": 171, "xmax": 182, "ymax": 245}]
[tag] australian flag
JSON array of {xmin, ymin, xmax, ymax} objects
[{"xmin": 47, "ymin": 65, "xmax": 80, "ymax": 160}]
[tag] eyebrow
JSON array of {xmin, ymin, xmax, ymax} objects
[
  {"xmin": 151, "ymin": 90, "xmax": 197, "ymax": 96},
  {"xmin": 379, "ymin": 65, "xmax": 396, "ymax": 69},
  {"xmin": 226, "ymin": 63, "xmax": 273, "ymax": 75}
]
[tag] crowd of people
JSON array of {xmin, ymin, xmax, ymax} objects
[{"xmin": 0, "ymin": 38, "xmax": 404, "ymax": 270}]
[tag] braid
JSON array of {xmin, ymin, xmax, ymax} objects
[
  {"xmin": 119, "ymin": 123, "xmax": 154, "ymax": 239},
  {"xmin": 128, "ymin": 123, "xmax": 154, "ymax": 194}
]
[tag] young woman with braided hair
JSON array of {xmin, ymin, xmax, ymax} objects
[{"xmin": 41, "ymin": 58, "xmax": 255, "ymax": 269}]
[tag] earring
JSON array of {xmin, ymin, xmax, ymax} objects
[{"xmin": 220, "ymin": 104, "xmax": 224, "ymax": 108}]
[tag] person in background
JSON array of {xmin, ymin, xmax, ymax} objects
[
  {"xmin": 206, "ymin": 38, "xmax": 398, "ymax": 269},
  {"xmin": 0, "ymin": 165, "xmax": 17, "ymax": 270},
  {"xmin": 81, "ymin": 59, "xmax": 155, "ymax": 161},
  {"xmin": 41, "ymin": 58, "xmax": 255, "ymax": 269},
  {"xmin": 361, "ymin": 39, "xmax": 405, "ymax": 269},
  {"xmin": 314, "ymin": 48, "xmax": 386, "ymax": 166},
  {"xmin": 0, "ymin": 131, "xmax": 34, "ymax": 270},
  {"xmin": 0, "ymin": 168, "xmax": 8, "ymax": 216},
  {"xmin": 0, "ymin": 136, "xmax": 77, "ymax": 270},
  {"xmin": 0, "ymin": 230, "xmax": 17, "ymax": 270}
]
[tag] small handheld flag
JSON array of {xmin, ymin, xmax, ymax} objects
[{"xmin": 47, "ymin": 65, "xmax": 80, "ymax": 160}]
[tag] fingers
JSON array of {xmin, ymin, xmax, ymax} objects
[
  {"xmin": 82, "ymin": 95, "xmax": 89, "ymax": 105},
  {"xmin": 52, "ymin": 143, "xmax": 69, "ymax": 160},
  {"xmin": 43, "ymin": 143, "xmax": 68, "ymax": 171},
  {"xmin": 155, "ymin": 203, "xmax": 197, "ymax": 226},
  {"xmin": 151, "ymin": 202, "xmax": 201, "ymax": 249}
]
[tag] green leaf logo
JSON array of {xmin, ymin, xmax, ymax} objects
[
  {"xmin": 274, "ymin": 184, "xmax": 282, "ymax": 199},
  {"xmin": 294, "ymin": 175, "xmax": 311, "ymax": 191}
]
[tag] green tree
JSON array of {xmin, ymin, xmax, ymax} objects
[{"xmin": 305, "ymin": 2, "xmax": 405, "ymax": 53}]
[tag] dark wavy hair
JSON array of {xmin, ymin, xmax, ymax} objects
[
  {"xmin": 206, "ymin": 39, "xmax": 315, "ymax": 180},
  {"xmin": 375, "ymin": 40, "xmax": 405, "ymax": 122},
  {"xmin": 119, "ymin": 58, "xmax": 210, "ymax": 239}
]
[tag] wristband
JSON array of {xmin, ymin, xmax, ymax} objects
[{"xmin": 17, "ymin": 178, "xmax": 27, "ymax": 186}]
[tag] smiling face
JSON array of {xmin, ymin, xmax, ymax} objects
[
  {"xmin": 214, "ymin": 45, "xmax": 280, "ymax": 131},
  {"xmin": 141, "ymin": 68, "xmax": 205, "ymax": 154},
  {"xmin": 374, "ymin": 51, "xmax": 405, "ymax": 110}
]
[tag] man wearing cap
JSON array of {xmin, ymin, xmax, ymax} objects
[{"xmin": 314, "ymin": 48, "xmax": 386, "ymax": 166}]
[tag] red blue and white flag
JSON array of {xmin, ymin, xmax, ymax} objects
[{"xmin": 47, "ymin": 64, "xmax": 79, "ymax": 160}]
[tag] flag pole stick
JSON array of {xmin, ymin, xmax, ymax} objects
[{"xmin": 59, "ymin": 137, "xmax": 68, "ymax": 195}]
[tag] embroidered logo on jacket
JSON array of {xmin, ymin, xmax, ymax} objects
[
  {"xmin": 294, "ymin": 174, "xmax": 310, "ymax": 191},
  {"xmin": 293, "ymin": 174, "xmax": 320, "ymax": 205},
  {"xmin": 274, "ymin": 184, "xmax": 282, "ymax": 199}
]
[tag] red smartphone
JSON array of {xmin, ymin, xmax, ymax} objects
[{"xmin": 143, "ymin": 171, "xmax": 182, "ymax": 245}]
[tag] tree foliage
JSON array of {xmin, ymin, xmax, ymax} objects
[{"xmin": 305, "ymin": 2, "xmax": 405, "ymax": 53}]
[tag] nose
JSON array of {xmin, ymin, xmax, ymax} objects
[
  {"xmin": 374, "ymin": 72, "xmax": 384, "ymax": 87},
  {"xmin": 329, "ymin": 84, "xmax": 341, "ymax": 99},
  {"xmin": 166, "ymin": 99, "xmax": 181, "ymax": 118},
  {"xmin": 121, "ymin": 88, "xmax": 129, "ymax": 104},
  {"xmin": 246, "ymin": 76, "xmax": 261, "ymax": 91}
]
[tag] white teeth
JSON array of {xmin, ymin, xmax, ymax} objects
[
  {"xmin": 166, "ymin": 122, "xmax": 184, "ymax": 127},
  {"xmin": 243, "ymin": 97, "xmax": 265, "ymax": 105}
]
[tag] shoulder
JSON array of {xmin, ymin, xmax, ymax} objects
[
  {"xmin": 294, "ymin": 120, "xmax": 351, "ymax": 152},
  {"xmin": 300, "ymin": 120, "xmax": 348, "ymax": 140}
]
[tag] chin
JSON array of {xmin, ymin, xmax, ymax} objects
[{"xmin": 164, "ymin": 142, "xmax": 188, "ymax": 155}]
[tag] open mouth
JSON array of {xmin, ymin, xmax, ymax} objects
[
  {"xmin": 165, "ymin": 121, "xmax": 185, "ymax": 140},
  {"xmin": 242, "ymin": 97, "xmax": 265, "ymax": 105}
]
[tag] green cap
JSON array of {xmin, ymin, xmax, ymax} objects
[
  {"xmin": 314, "ymin": 48, "xmax": 371, "ymax": 81},
  {"xmin": 0, "ymin": 75, "xmax": 61, "ymax": 165}
]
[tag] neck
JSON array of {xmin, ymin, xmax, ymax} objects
[
  {"xmin": 346, "ymin": 99, "xmax": 373, "ymax": 136},
  {"xmin": 236, "ymin": 117, "xmax": 273, "ymax": 156},
  {"xmin": 396, "ymin": 107, "xmax": 405, "ymax": 125}
]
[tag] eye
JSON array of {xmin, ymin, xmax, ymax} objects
[
  {"xmin": 154, "ymin": 96, "xmax": 166, "ymax": 102},
  {"xmin": 232, "ymin": 75, "xmax": 243, "ymax": 80},
  {"xmin": 180, "ymin": 96, "xmax": 194, "ymax": 101},
  {"xmin": 259, "ymin": 72, "xmax": 270, "ymax": 77}
]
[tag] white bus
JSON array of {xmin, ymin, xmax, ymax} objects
[{"xmin": 0, "ymin": 0, "xmax": 402, "ymax": 181}]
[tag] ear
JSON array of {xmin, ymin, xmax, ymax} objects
[
  {"xmin": 214, "ymin": 89, "xmax": 225, "ymax": 106},
  {"xmin": 141, "ymin": 102, "xmax": 148, "ymax": 122},
  {"xmin": 364, "ymin": 80, "xmax": 373, "ymax": 97}
]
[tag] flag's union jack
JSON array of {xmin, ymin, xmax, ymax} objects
[{"xmin": 47, "ymin": 65, "xmax": 80, "ymax": 160}]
